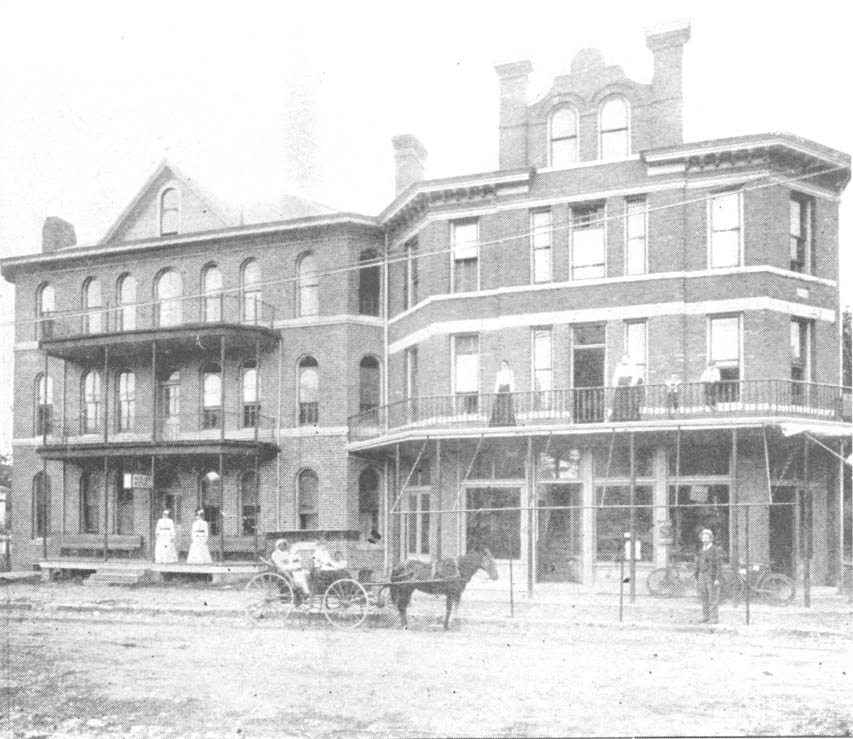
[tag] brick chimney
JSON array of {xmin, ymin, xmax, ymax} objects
[
  {"xmin": 42, "ymin": 217, "xmax": 76, "ymax": 253},
  {"xmin": 645, "ymin": 20, "xmax": 691, "ymax": 148},
  {"xmin": 392, "ymin": 134, "xmax": 428, "ymax": 196},
  {"xmin": 495, "ymin": 60, "xmax": 532, "ymax": 170}
]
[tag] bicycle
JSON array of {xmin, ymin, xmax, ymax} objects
[
  {"xmin": 647, "ymin": 557, "xmax": 697, "ymax": 598},
  {"xmin": 729, "ymin": 562, "xmax": 795, "ymax": 606}
]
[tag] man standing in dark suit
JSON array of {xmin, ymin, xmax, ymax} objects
[{"xmin": 695, "ymin": 528, "xmax": 724, "ymax": 624}]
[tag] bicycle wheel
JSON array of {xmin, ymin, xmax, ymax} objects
[
  {"xmin": 756, "ymin": 574, "xmax": 795, "ymax": 606},
  {"xmin": 647, "ymin": 568, "xmax": 679, "ymax": 597},
  {"xmin": 323, "ymin": 578, "xmax": 369, "ymax": 629},
  {"xmin": 244, "ymin": 572, "xmax": 295, "ymax": 623}
]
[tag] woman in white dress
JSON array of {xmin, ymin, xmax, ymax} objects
[
  {"xmin": 187, "ymin": 509, "xmax": 213, "ymax": 564},
  {"xmin": 154, "ymin": 509, "xmax": 179, "ymax": 564}
]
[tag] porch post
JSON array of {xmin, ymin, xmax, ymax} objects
[
  {"xmin": 731, "ymin": 428, "xmax": 739, "ymax": 606},
  {"xmin": 219, "ymin": 452, "xmax": 225, "ymax": 562},
  {"xmin": 435, "ymin": 438, "xmax": 442, "ymax": 560},
  {"xmin": 383, "ymin": 457, "xmax": 389, "ymax": 573},
  {"xmin": 527, "ymin": 435, "xmax": 534, "ymax": 598},
  {"xmin": 394, "ymin": 443, "xmax": 401, "ymax": 563},
  {"xmin": 220, "ymin": 336, "xmax": 226, "ymax": 443},
  {"xmin": 839, "ymin": 448, "xmax": 845, "ymax": 596},
  {"xmin": 253, "ymin": 452, "xmax": 260, "ymax": 557},
  {"xmin": 803, "ymin": 435, "xmax": 811, "ymax": 607},
  {"xmin": 103, "ymin": 346, "xmax": 110, "ymax": 560},
  {"xmin": 629, "ymin": 431, "xmax": 636, "ymax": 603},
  {"xmin": 150, "ymin": 453, "xmax": 156, "ymax": 561},
  {"xmin": 102, "ymin": 454, "xmax": 109, "ymax": 562},
  {"xmin": 254, "ymin": 339, "xmax": 260, "ymax": 443},
  {"xmin": 42, "ymin": 350, "xmax": 49, "ymax": 561}
]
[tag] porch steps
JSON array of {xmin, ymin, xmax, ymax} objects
[{"xmin": 84, "ymin": 568, "xmax": 151, "ymax": 587}]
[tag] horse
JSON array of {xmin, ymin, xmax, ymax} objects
[{"xmin": 389, "ymin": 548, "xmax": 499, "ymax": 630}]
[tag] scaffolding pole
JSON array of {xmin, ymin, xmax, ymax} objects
[{"xmin": 389, "ymin": 437, "xmax": 429, "ymax": 513}]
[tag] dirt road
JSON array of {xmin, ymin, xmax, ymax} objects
[{"xmin": 3, "ymin": 613, "xmax": 851, "ymax": 737}]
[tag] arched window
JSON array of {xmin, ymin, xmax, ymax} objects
[
  {"xmin": 297, "ymin": 469, "xmax": 318, "ymax": 529},
  {"xmin": 358, "ymin": 249, "xmax": 380, "ymax": 316},
  {"xmin": 160, "ymin": 187, "xmax": 180, "ymax": 236},
  {"xmin": 155, "ymin": 269, "xmax": 183, "ymax": 327},
  {"xmin": 82, "ymin": 370, "xmax": 101, "ymax": 434},
  {"xmin": 80, "ymin": 471, "xmax": 99, "ymax": 534},
  {"xmin": 202, "ymin": 363, "xmax": 222, "ymax": 429},
  {"xmin": 358, "ymin": 467, "xmax": 380, "ymax": 538},
  {"xmin": 35, "ymin": 373, "xmax": 53, "ymax": 436},
  {"xmin": 298, "ymin": 356, "xmax": 319, "ymax": 425},
  {"xmin": 117, "ymin": 274, "xmax": 137, "ymax": 331},
  {"xmin": 239, "ymin": 470, "xmax": 258, "ymax": 535},
  {"xmin": 550, "ymin": 107, "xmax": 578, "ymax": 167},
  {"xmin": 600, "ymin": 97, "xmax": 629, "ymax": 160},
  {"xmin": 297, "ymin": 253, "xmax": 319, "ymax": 317},
  {"xmin": 36, "ymin": 283, "xmax": 55, "ymax": 340},
  {"xmin": 241, "ymin": 359, "xmax": 259, "ymax": 428},
  {"xmin": 200, "ymin": 471, "xmax": 221, "ymax": 536},
  {"xmin": 83, "ymin": 277, "xmax": 103, "ymax": 334},
  {"xmin": 202, "ymin": 264, "xmax": 223, "ymax": 323},
  {"xmin": 359, "ymin": 356, "xmax": 380, "ymax": 413},
  {"xmin": 117, "ymin": 370, "xmax": 136, "ymax": 432},
  {"xmin": 241, "ymin": 259, "xmax": 262, "ymax": 324},
  {"xmin": 32, "ymin": 472, "xmax": 50, "ymax": 538}
]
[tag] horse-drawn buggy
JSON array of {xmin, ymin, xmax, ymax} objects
[{"xmin": 243, "ymin": 540, "xmax": 498, "ymax": 630}]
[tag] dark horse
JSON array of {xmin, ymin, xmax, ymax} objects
[{"xmin": 389, "ymin": 549, "xmax": 499, "ymax": 630}]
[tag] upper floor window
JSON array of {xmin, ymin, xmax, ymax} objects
[
  {"xmin": 241, "ymin": 359, "xmax": 259, "ymax": 428},
  {"xmin": 789, "ymin": 194, "xmax": 814, "ymax": 273},
  {"xmin": 155, "ymin": 269, "xmax": 183, "ymax": 327},
  {"xmin": 36, "ymin": 283, "xmax": 55, "ymax": 340},
  {"xmin": 531, "ymin": 210, "xmax": 552, "ymax": 283},
  {"xmin": 297, "ymin": 253, "xmax": 319, "ymax": 317},
  {"xmin": 359, "ymin": 249, "xmax": 381, "ymax": 316},
  {"xmin": 202, "ymin": 264, "xmax": 223, "ymax": 323},
  {"xmin": 599, "ymin": 97, "xmax": 629, "ymax": 160},
  {"xmin": 82, "ymin": 370, "xmax": 102, "ymax": 434},
  {"xmin": 571, "ymin": 203, "xmax": 606, "ymax": 280},
  {"xmin": 117, "ymin": 274, "xmax": 137, "ymax": 331},
  {"xmin": 35, "ymin": 374, "xmax": 53, "ymax": 436},
  {"xmin": 160, "ymin": 187, "xmax": 180, "ymax": 236},
  {"xmin": 359, "ymin": 356, "xmax": 380, "ymax": 413},
  {"xmin": 790, "ymin": 318, "xmax": 812, "ymax": 403},
  {"xmin": 624, "ymin": 320, "xmax": 647, "ymax": 383},
  {"xmin": 709, "ymin": 191, "xmax": 742, "ymax": 268},
  {"xmin": 453, "ymin": 335, "xmax": 479, "ymax": 413},
  {"xmin": 161, "ymin": 369, "xmax": 181, "ymax": 424},
  {"xmin": 403, "ymin": 239, "xmax": 419, "ymax": 310},
  {"xmin": 241, "ymin": 259, "xmax": 262, "ymax": 323},
  {"xmin": 709, "ymin": 315, "xmax": 741, "ymax": 398},
  {"xmin": 452, "ymin": 219, "xmax": 479, "ymax": 293},
  {"xmin": 298, "ymin": 356, "xmax": 319, "ymax": 425},
  {"xmin": 202, "ymin": 363, "xmax": 222, "ymax": 430},
  {"xmin": 550, "ymin": 107, "xmax": 578, "ymax": 167},
  {"xmin": 298, "ymin": 469, "xmax": 319, "ymax": 529},
  {"xmin": 625, "ymin": 198, "xmax": 647, "ymax": 275},
  {"xmin": 117, "ymin": 370, "xmax": 136, "ymax": 432},
  {"xmin": 83, "ymin": 278, "xmax": 103, "ymax": 334},
  {"xmin": 532, "ymin": 328, "xmax": 552, "ymax": 410}
]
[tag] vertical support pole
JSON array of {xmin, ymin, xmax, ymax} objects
[
  {"xmin": 803, "ymin": 435, "xmax": 811, "ymax": 607},
  {"xmin": 839, "ymin": 447, "xmax": 845, "ymax": 596},
  {"xmin": 102, "ymin": 455, "xmax": 109, "ymax": 562},
  {"xmin": 435, "ymin": 438, "xmax": 442, "ymax": 561},
  {"xmin": 762, "ymin": 426, "xmax": 773, "ymax": 504},
  {"xmin": 793, "ymin": 482, "xmax": 801, "ymax": 590},
  {"xmin": 103, "ymin": 346, "xmax": 110, "ymax": 560},
  {"xmin": 150, "ymin": 339, "xmax": 158, "ymax": 562},
  {"xmin": 219, "ymin": 452, "xmax": 225, "ymax": 563},
  {"xmin": 731, "ymin": 428, "xmax": 739, "ymax": 607},
  {"xmin": 629, "ymin": 431, "xmax": 636, "ymax": 603},
  {"xmin": 394, "ymin": 443, "xmax": 401, "ymax": 564},
  {"xmin": 150, "ymin": 453, "xmax": 156, "ymax": 562},
  {"xmin": 254, "ymin": 339, "xmax": 260, "ymax": 443},
  {"xmin": 383, "ymin": 457, "xmax": 389, "ymax": 574},
  {"xmin": 275, "ymin": 338, "xmax": 283, "ymax": 529},
  {"xmin": 673, "ymin": 427, "xmax": 681, "ymax": 556},
  {"xmin": 527, "ymin": 436, "xmax": 534, "ymax": 599},
  {"xmin": 744, "ymin": 505, "xmax": 750, "ymax": 625},
  {"xmin": 220, "ymin": 336, "xmax": 226, "ymax": 443},
  {"xmin": 42, "ymin": 351, "xmax": 49, "ymax": 561},
  {"xmin": 253, "ymin": 452, "xmax": 260, "ymax": 557}
]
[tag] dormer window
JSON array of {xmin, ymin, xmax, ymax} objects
[
  {"xmin": 160, "ymin": 187, "xmax": 180, "ymax": 236},
  {"xmin": 599, "ymin": 97, "xmax": 629, "ymax": 160},
  {"xmin": 550, "ymin": 107, "xmax": 578, "ymax": 167}
]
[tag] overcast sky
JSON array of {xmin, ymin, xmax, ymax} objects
[{"xmin": 0, "ymin": 0, "xmax": 850, "ymax": 453}]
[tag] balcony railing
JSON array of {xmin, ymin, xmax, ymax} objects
[
  {"xmin": 348, "ymin": 380, "xmax": 852, "ymax": 443},
  {"xmin": 37, "ymin": 293, "xmax": 276, "ymax": 342}
]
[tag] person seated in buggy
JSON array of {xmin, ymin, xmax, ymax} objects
[
  {"xmin": 312, "ymin": 541, "xmax": 352, "ymax": 590},
  {"xmin": 271, "ymin": 539, "xmax": 310, "ymax": 603}
]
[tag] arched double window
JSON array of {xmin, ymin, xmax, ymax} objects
[
  {"xmin": 155, "ymin": 269, "xmax": 183, "ymax": 327},
  {"xmin": 359, "ymin": 356, "xmax": 380, "ymax": 413},
  {"xmin": 202, "ymin": 264, "xmax": 223, "ymax": 323},
  {"xmin": 36, "ymin": 283, "xmax": 55, "ymax": 340},
  {"xmin": 297, "ymin": 253, "xmax": 319, "ymax": 317},
  {"xmin": 298, "ymin": 469, "xmax": 318, "ymax": 529},
  {"xmin": 117, "ymin": 370, "xmax": 136, "ymax": 432},
  {"xmin": 32, "ymin": 472, "xmax": 50, "ymax": 538},
  {"xmin": 599, "ymin": 96, "xmax": 629, "ymax": 160},
  {"xmin": 358, "ymin": 249, "xmax": 380, "ymax": 316},
  {"xmin": 117, "ymin": 274, "xmax": 137, "ymax": 331},
  {"xmin": 550, "ymin": 107, "xmax": 578, "ymax": 167},
  {"xmin": 241, "ymin": 359, "xmax": 259, "ymax": 428},
  {"xmin": 82, "ymin": 370, "xmax": 101, "ymax": 434},
  {"xmin": 358, "ymin": 467, "xmax": 380, "ymax": 538},
  {"xmin": 202, "ymin": 363, "xmax": 222, "ymax": 430},
  {"xmin": 160, "ymin": 187, "xmax": 180, "ymax": 236},
  {"xmin": 200, "ymin": 471, "xmax": 221, "ymax": 536},
  {"xmin": 80, "ymin": 471, "xmax": 99, "ymax": 534},
  {"xmin": 35, "ymin": 373, "xmax": 53, "ymax": 436},
  {"xmin": 83, "ymin": 277, "xmax": 103, "ymax": 334},
  {"xmin": 241, "ymin": 259, "xmax": 262, "ymax": 324},
  {"xmin": 240, "ymin": 471, "xmax": 259, "ymax": 535},
  {"xmin": 298, "ymin": 356, "xmax": 319, "ymax": 425}
]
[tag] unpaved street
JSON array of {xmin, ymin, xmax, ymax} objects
[{"xmin": 3, "ymin": 613, "xmax": 851, "ymax": 737}]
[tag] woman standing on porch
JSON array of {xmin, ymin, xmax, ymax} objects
[
  {"xmin": 489, "ymin": 360, "xmax": 516, "ymax": 426},
  {"xmin": 187, "ymin": 509, "xmax": 213, "ymax": 564},
  {"xmin": 154, "ymin": 510, "xmax": 179, "ymax": 564}
]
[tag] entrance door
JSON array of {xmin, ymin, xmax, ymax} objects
[
  {"xmin": 538, "ymin": 484, "xmax": 582, "ymax": 582},
  {"xmin": 770, "ymin": 486, "xmax": 795, "ymax": 576},
  {"xmin": 466, "ymin": 487, "xmax": 521, "ymax": 561},
  {"xmin": 573, "ymin": 325, "xmax": 605, "ymax": 422}
]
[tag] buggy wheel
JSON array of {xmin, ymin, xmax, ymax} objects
[
  {"xmin": 323, "ymin": 578, "xmax": 368, "ymax": 629},
  {"xmin": 647, "ymin": 568, "xmax": 679, "ymax": 597},
  {"xmin": 756, "ymin": 574, "xmax": 795, "ymax": 605},
  {"xmin": 244, "ymin": 572, "xmax": 295, "ymax": 623}
]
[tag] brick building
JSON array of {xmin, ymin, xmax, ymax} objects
[{"xmin": 2, "ymin": 21, "xmax": 850, "ymax": 592}]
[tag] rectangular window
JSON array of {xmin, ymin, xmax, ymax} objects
[
  {"xmin": 531, "ymin": 210, "xmax": 552, "ymax": 283},
  {"xmin": 625, "ymin": 198, "xmax": 646, "ymax": 275},
  {"xmin": 532, "ymin": 327, "xmax": 552, "ymax": 410},
  {"xmin": 790, "ymin": 318, "xmax": 812, "ymax": 403},
  {"xmin": 789, "ymin": 194, "xmax": 814, "ymax": 273},
  {"xmin": 452, "ymin": 220, "xmax": 479, "ymax": 293},
  {"xmin": 453, "ymin": 335, "xmax": 479, "ymax": 413},
  {"xmin": 709, "ymin": 191, "xmax": 741, "ymax": 268},
  {"xmin": 571, "ymin": 203, "xmax": 605, "ymax": 280},
  {"xmin": 407, "ymin": 492, "xmax": 430, "ymax": 557},
  {"xmin": 403, "ymin": 239, "xmax": 419, "ymax": 310},
  {"xmin": 709, "ymin": 315, "xmax": 741, "ymax": 399},
  {"xmin": 624, "ymin": 320, "xmax": 647, "ymax": 382}
]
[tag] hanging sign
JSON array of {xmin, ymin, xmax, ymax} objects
[
  {"xmin": 689, "ymin": 485, "xmax": 709, "ymax": 503},
  {"xmin": 658, "ymin": 521, "xmax": 674, "ymax": 546},
  {"xmin": 126, "ymin": 474, "xmax": 153, "ymax": 489}
]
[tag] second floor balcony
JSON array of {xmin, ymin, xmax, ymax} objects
[
  {"xmin": 37, "ymin": 293, "xmax": 278, "ymax": 362},
  {"xmin": 348, "ymin": 379, "xmax": 852, "ymax": 445}
]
